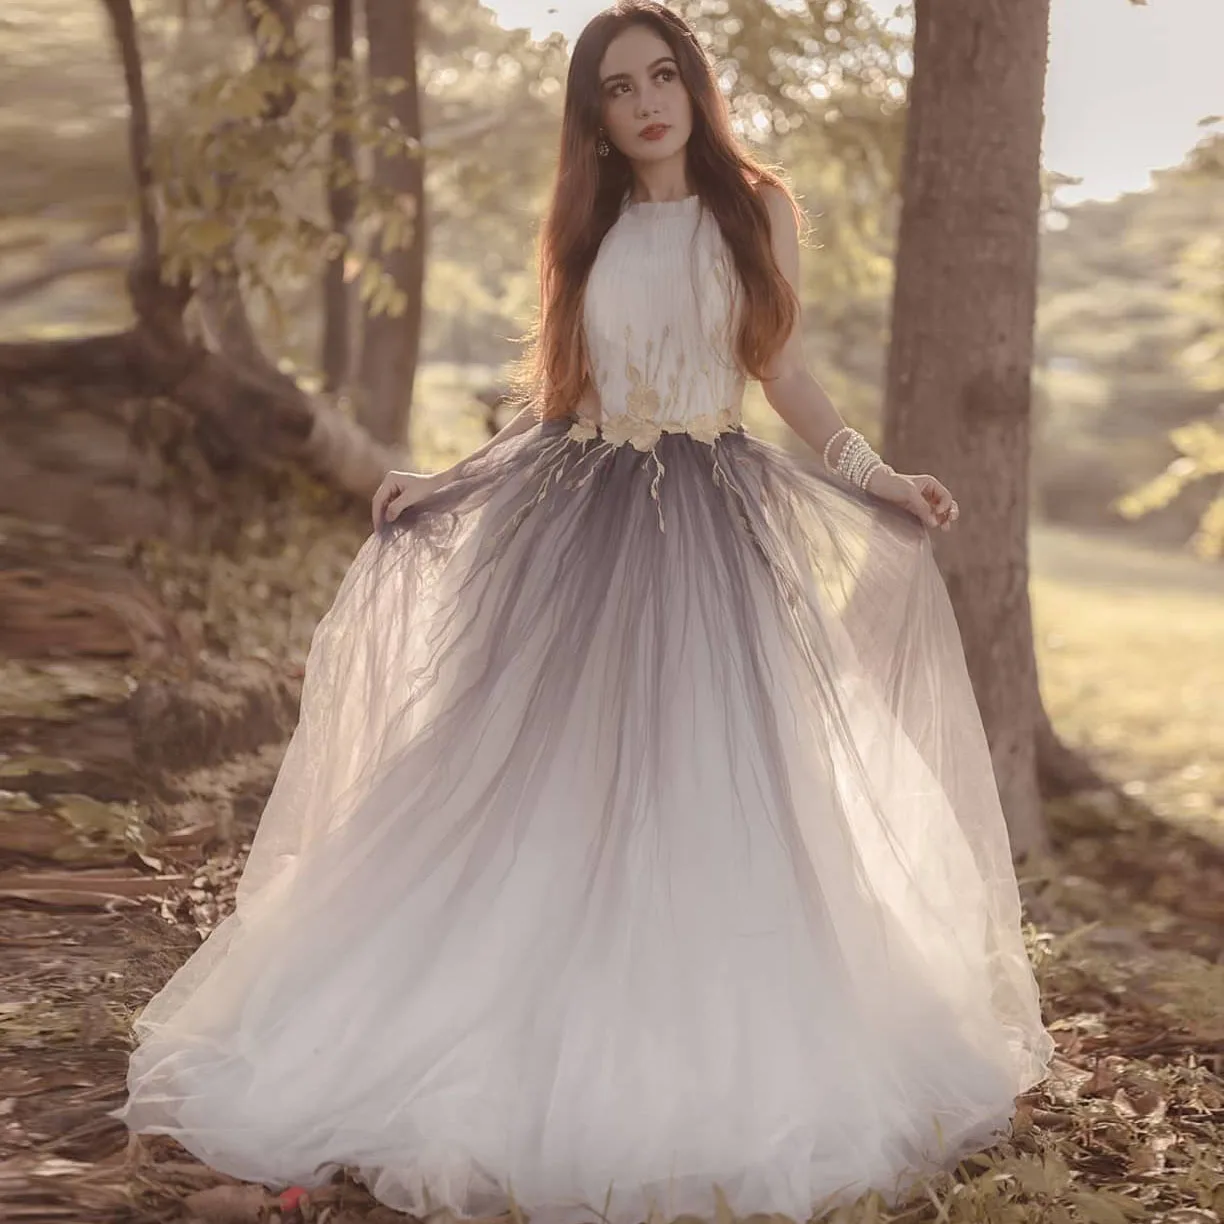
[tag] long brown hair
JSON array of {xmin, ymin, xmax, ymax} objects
[{"xmin": 514, "ymin": 0, "xmax": 802, "ymax": 422}]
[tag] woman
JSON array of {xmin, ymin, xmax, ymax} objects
[{"xmin": 113, "ymin": 3, "xmax": 1054, "ymax": 1221}]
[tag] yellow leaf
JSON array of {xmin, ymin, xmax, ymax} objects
[{"xmin": 184, "ymin": 217, "xmax": 234, "ymax": 256}]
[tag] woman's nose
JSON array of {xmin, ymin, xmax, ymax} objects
[{"xmin": 635, "ymin": 84, "xmax": 661, "ymax": 118}]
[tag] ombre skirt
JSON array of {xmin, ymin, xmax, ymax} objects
[{"xmin": 111, "ymin": 418, "xmax": 1053, "ymax": 1224}]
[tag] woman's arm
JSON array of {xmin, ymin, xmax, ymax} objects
[
  {"xmin": 756, "ymin": 184, "xmax": 956, "ymax": 530},
  {"xmin": 372, "ymin": 400, "xmax": 541, "ymax": 529},
  {"xmin": 372, "ymin": 379, "xmax": 604, "ymax": 528},
  {"xmin": 756, "ymin": 185, "xmax": 871, "ymax": 476}
]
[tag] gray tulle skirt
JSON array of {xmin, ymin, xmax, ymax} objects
[{"xmin": 111, "ymin": 419, "xmax": 1053, "ymax": 1224}]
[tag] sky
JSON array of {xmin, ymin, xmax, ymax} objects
[{"xmin": 485, "ymin": 0, "xmax": 1224, "ymax": 204}]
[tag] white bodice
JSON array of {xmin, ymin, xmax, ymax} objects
[{"xmin": 572, "ymin": 193, "xmax": 746, "ymax": 450}]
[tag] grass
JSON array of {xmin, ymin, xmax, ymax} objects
[{"xmin": 1031, "ymin": 522, "xmax": 1224, "ymax": 837}]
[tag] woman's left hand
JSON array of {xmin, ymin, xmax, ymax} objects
[
  {"xmin": 371, "ymin": 470, "xmax": 440, "ymax": 531},
  {"xmin": 866, "ymin": 466, "xmax": 959, "ymax": 531}
]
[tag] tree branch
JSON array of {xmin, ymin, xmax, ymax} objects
[
  {"xmin": 323, "ymin": 0, "xmax": 357, "ymax": 392},
  {"xmin": 100, "ymin": 0, "xmax": 190, "ymax": 335},
  {"xmin": 100, "ymin": 0, "xmax": 157, "ymax": 284}
]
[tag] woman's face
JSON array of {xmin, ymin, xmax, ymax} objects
[{"xmin": 597, "ymin": 24, "xmax": 693, "ymax": 165}]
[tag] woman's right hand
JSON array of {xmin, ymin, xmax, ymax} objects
[{"xmin": 371, "ymin": 470, "xmax": 439, "ymax": 531}]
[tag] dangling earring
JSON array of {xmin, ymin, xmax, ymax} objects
[{"xmin": 596, "ymin": 129, "xmax": 611, "ymax": 158}]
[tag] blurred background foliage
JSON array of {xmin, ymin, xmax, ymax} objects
[
  {"xmin": 1037, "ymin": 125, "xmax": 1224, "ymax": 555},
  {"xmin": 0, "ymin": 0, "xmax": 1221, "ymax": 549}
]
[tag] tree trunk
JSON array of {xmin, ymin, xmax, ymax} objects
[
  {"xmin": 357, "ymin": 0, "xmax": 425, "ymax": 447},
  {"xmin": 882, "ymin": 0, "xmax": 1052, "ymax": 858},
  {"xmin": 322, "ymin": 0, "xmax": 356, "ymax": 392},
  {"xmin": 0, "ymin": 329, "xmax": 400, "ymax": 513}
]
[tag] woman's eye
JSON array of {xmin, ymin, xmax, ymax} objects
[{"xmin": 656, "ymin": 68, "xmax": 675, "ymax": 83}]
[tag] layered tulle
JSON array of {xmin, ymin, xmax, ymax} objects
[{"xmin": 112, "ymin": 420, "xmax": 1053, "ymax": 1224}]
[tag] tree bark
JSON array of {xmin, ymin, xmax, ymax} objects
[
  {"xmin": 357, "ymin": 0, "xmax": 426, "ymax": 447},
  {"xmin": 882, "ymin": 0, "xmax": 1052, "ymax": 857},
  {"xmin": 322, "ymin": 0, "xmax": 357, "ymax": 392},
  {"xmin": 1036, "ymin": 706, "xmax": 1110, "ymax": 797}
]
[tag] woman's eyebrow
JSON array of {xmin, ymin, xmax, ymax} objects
[{"xmin": 600, "ymin": 56, "xmax": 677, "ymax": 87}]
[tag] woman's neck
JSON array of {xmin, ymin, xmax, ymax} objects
[{"xmin": 627, "ymin": 155, "xmax": 692, "ymax": 205}]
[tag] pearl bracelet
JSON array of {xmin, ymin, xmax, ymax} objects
[
  {"xmin": 822, "ymin": 426, "xmax": 853, "ymax": 471},
  {"xmin": 825, "ymin": 427, "xmax": 892, "ymax": 490}
]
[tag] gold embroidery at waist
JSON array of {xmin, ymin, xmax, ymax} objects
[{"xmin": 567, "ymin": 405, "xmax": 741, "ymax": 452}]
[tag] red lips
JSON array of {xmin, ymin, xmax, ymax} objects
[{"xmin": 639, "ymin": 123, "xmax": 669, "ymax": 141}]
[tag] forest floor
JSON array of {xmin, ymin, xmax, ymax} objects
[{"xmin": 2, "ymin": 497, "xmax": 1222, "ymax": 1224}]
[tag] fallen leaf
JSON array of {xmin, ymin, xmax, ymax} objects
[{"xmin": 184, "ymin": 1183, "xmax": 271, "ymax": 1223}]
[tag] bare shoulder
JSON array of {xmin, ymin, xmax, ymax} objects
[
  {"xmin": 755, "ymin": 181, "xmax": 802, "ymax": 272},
  {"xmin": 756, "ymin": 181, "xmax": 800, "ymax": 240},
  {"xmin": 757, "ymin": 180, "xmax": 789, "ymax": 211}
]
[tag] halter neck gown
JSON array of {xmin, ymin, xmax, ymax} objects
[{"xmin": 112, "ymin": 189, "xmax": 1054, "ymax": 1224}]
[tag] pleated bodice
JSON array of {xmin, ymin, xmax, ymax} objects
[{"xmin": 573, "ymin": 193, "xmax": 747, "ymax": 450}]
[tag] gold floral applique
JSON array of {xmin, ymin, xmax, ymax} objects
[
  {"xmin": 596, "ymin": 323, "xmax": 718, "ymax": 452},
  {"xmin": 610, "ymin": 322, "xmax": 743, "ymax": 451},
  {"xmin": 684, "ymin": 406, "xmax": 737, "ymax": 446},
  {"xmin": 601, "ymin": 415, "xmax": 661, "ymax": 452},
  {"xmin": 565, "ymin": 365, "xmax": 605, "ymax": 443},
  {"xmin": 566, "ymin": 419, "xmax": 599, "ymax": 443},
  {"xmin": 597, "ymin": 325, "xmax": 669, "ymax": 451},
  {"xmin": 625, "ymin": 361, "xmax": 662, "ymax": 421},
  {"xmin": 551, "ymin": 315, "xmax": 747, "ymax": 533}
]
